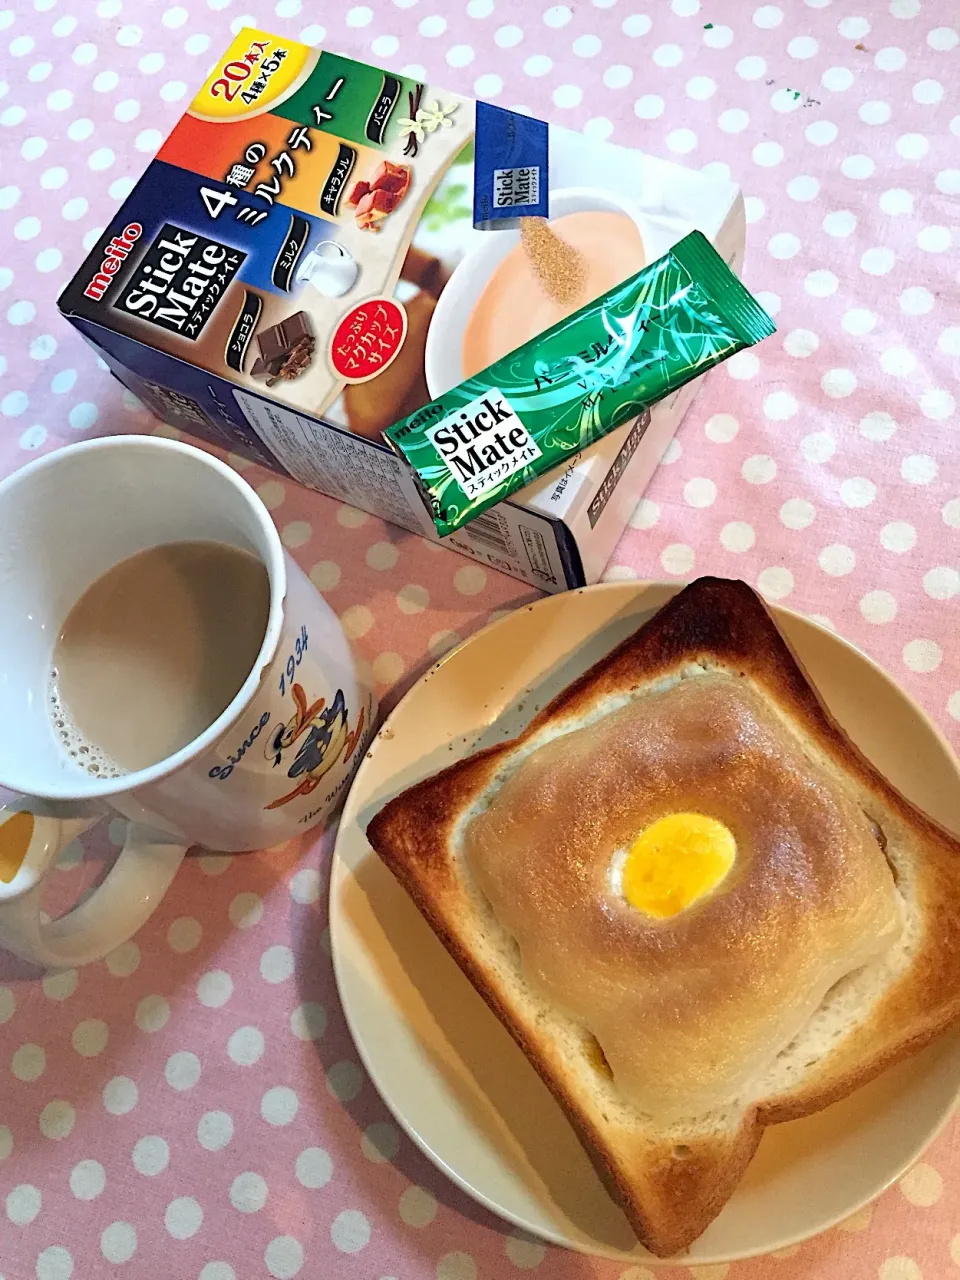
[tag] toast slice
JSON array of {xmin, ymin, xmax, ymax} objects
[{"xmin": 366, "ymin": 577, "xmax": 960, "ymax": 1255}]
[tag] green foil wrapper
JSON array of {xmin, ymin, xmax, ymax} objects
[{"xmin": 385, "ymin": 230, "xmax": 775, "ymax": 537}]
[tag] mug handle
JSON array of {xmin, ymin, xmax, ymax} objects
[{"xmin": 0, "ymin": 805, "xmax": 186, "ymax": 968}]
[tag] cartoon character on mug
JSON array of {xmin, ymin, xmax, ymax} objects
[{"xmin": 264, "ymin": 682, "xmax": 365, "ymax": 810}]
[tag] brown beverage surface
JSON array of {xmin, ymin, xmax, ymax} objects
[{"xmin": 52, "ymin": 541, "xmax": 270, "ymax": 775}]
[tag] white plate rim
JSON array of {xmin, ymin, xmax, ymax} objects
[{"xmin": 330, "ymin": 581, "xmax": 960, "ymax": 1264}]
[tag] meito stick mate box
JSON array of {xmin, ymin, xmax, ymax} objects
[{"xmin": 59, "ymin": 28, "xmax": 745, "ymax": 592}]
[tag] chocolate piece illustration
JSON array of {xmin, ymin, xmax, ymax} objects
[{"xmin": 250, "ymin": 311, "xmax": 315, "ymax": 384}]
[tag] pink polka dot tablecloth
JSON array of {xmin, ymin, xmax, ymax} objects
[{"xmin": 1, "ymin": 2, "xmax": 959, "ymax": 1278}]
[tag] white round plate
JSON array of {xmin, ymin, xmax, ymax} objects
[{"xmin": 330, "ymin": 582, "xmax": 960, "ymax": 1264}]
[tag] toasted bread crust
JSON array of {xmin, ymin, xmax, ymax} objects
[{"xmin": 366, "ymin": 578, "xmax": 960, "ymax": 1255}]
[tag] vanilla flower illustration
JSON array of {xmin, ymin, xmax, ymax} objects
[
  {"xmin": 397, "ymin": 99, "xmax": 458, "ymax": 145},
  {"xmin": 418, "ymin": 99, "xmax": 459, "ymax": 132},
  {"xmin": 397, "ymin": 115, "xmax": 424, "ymax": 143}
]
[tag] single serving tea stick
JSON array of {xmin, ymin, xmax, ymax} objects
[{"xmin": 385, "ymin": 230, "xmax": 775, "ymax": 538}]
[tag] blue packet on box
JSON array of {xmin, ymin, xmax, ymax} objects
[{"xmin": 472, "ymin": 101, "xmax": 549, "ymax": 228}]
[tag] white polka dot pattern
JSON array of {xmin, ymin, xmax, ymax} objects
[{"xmin": 0, "ymin": 3, "xmax": 957, "ymax": 1279}]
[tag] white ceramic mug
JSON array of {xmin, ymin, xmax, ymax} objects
[{"xmin": 0, "ymin": 436, "xmax": 376, "ymax": 968}]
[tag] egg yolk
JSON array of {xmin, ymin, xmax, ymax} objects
[
  {"xmin": 621, "ymin": 813, "xmax": 736, "ymax": 918},
  {"xmin": 0, "ymin": 810, "xmax": 33, "ymax": 884}
]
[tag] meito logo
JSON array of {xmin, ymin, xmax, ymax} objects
[{"xmin": 82, "ymin": 223, "xmax": 143, "ymax": 301}]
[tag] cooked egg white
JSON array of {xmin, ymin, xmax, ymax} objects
[{"xmin": 613, "ymin": 813, "xmax": 736, "ymax": 918}]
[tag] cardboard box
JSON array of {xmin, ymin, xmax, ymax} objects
[{"xmin": 59, "ymin": 28, "xmax": 744, "ymax": 592}]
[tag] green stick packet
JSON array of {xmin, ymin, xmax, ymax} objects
[{"xmin": 384, "ymin": 230, "xmax": 775, "ymax": 538}]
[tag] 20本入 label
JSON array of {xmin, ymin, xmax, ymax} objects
[{"xmin": 190, "ymin": 29, "xmax": 314, "ymax": 122}]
